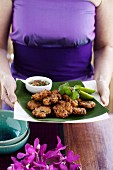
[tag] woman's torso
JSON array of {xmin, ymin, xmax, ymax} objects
[
  {"xmin": 10, "ymin": 0, "xmax": 96, "ymax": 81},
  {"xmin": 11, "ymin": 0, "xmax": 95, "ymax": 47}
]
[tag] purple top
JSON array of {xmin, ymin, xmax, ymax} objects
[
  {"xmin": 11, "ymin": 0, "xmax": 95, "ymax": 47},
  {"xmin": 10, "ymin": 0, "xmax": 96, "ymax": 82}
]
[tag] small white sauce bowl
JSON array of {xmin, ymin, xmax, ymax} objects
[{"xmin": 25, "ymin": 76, "xmax": 52, "ymax": 93}]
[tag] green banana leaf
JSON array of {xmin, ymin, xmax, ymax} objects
[{"xmin": 15, "ymin": 80, "xmax": 109, "ymax": 123}]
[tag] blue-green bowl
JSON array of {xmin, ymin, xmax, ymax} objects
[
  {"xmin": 0, "ymin": 110, "xmax": 28, "ymax": 146},
  {"xmin": 0, "ymin": 128, "xmax": 30, "ymax": 154}
]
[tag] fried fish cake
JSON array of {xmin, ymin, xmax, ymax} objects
[
  {"xmin": 78, "ymin": 99, "xmax": 96, "ymax": 109},
  {"xmin": 58, "ymin": 101, "xmax": 73, "ymax": 113},
  {"xmin": 43, "ymin": 93, "xmax": 62, "ymax": 105},
  {"xmin": 31, "ymin": 90, "xmax": 51, "ymax": 101},
  {"xmin": 63, "ymin": 94, "xmax": 78, "ymax": 107},
  {"xmin": 51, "ymin": 90, "xmax": 59, "ymax": 94},
  {"xmin": 53, "ymin": 101, "xmax": 72, "ymax": 118},
  {"xmin": 53, "ymin": 105, "xmax": 69, "ymax": 118},
  {"xmin": 27, "ymin": 100, "xmax": 41, "ymax": 110},
  {"xmin": 73, "ymin": 107, "xmax": 87, "ymax": 115},
  {"xmin": 43, "ymin": 96, "xmax": 51, "ymax": 105},
  {"xmin": 32, "ymin": 106, "xmax": 51, "ymax": 118},
  {"xmin": 51, "ymin": 94, "xmax": 59, "ymax": 104}
]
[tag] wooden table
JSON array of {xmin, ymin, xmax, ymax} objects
[
  {"xmin": 63, "ymin": 114, "xmax": 113, "ymax": 170},
  {"xmin": 0, "ymin": 114, "xmax": 113, "ymax": 170}
]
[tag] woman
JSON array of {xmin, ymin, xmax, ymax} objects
[{"xmin": 0, "ymin": 0, "xmax": 113, "ymax": 147}]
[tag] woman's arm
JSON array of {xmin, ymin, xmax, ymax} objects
[
  {"xmin": 0, "ymin": 0, "xmax": 12, "ymax": 77},
  {"xmin": 94, "ymin": 0, "xmax": 113, "ymax": 106},
  {"xmin": 0, "ymin": 0, "xmax": 17, "ymax": 108}
]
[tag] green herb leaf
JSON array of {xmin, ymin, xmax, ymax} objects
[
  {"xmin": 70, "ymin": 91, "xmax": 79, "ymax": 100},
  {"xmin": 58, "ymin": 82, "xmax": 71, "ymax": 95}
]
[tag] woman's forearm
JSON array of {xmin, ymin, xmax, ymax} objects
[
  {"xmin": 94, "ymin": 45, "xmax": 113, "ymax": 86},
  {"xmin": 0, "ymin": 48, "xmax": 17, "ymax": 108},
  {"xmin": 0, "ymin": 48, "xmax": 12, "ymax": 79}
]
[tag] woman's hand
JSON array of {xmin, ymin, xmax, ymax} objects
[
  {"xmin": 96, "ymin": 80, "xmax": 110, "ymax": 107},
  {"xmin": 1, "ymin": 75, "xmax": 17, "ymax": 108}
]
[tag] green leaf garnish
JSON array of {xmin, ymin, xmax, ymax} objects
[
  {"xmin": 71, "ymin": 91, "xmax": 79, "ymax": 100},
  {"xmin": 58, "ymin": 82, "xmax": 71, "ymax": 95},
  {"xmin": 58, "ymin": 82, "xmax": 95, "ymax": 100}
]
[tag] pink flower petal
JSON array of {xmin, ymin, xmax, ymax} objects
[
  {"xmin": 25, "ymin": 143, "xmax": 31, "ymax": 153},
  {"xmin": 67, "ymin": 150, "xmax": 80, "ymax": 163},
  {"xmin": 34, "ymin": 138, "xmax": 39, "ymax": 149},
  {"xmin": 56, "ymin": 136, "xmax": 63, "ymax": 149},
  {"xmin": 60, "ymin": 163, "xmax": 68, "ymax": 170},
  {"xmin": 17, "ymin": 153, "xmax": 26, "ymax": 159}
]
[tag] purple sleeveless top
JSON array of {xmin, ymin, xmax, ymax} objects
[{"xmin": 10, "ymin": 0, "xmax": 96, "ymax": 82}]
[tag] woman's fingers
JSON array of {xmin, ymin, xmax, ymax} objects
[
  {"xmin": 96, "ymin": 80, "xmax": 110, "ymax": 106},
  {"xmin": 1, "ymin": 86, "xmax": 15, "ymax": 108},
  {"xmin": 1, "ymin": 75, "xmax": 17, "ymax": 108},
  {"xmin": 100, "ymin": 89, "xmax": 109, "ymax": 106},
  {"xmin": 6, "ymin": 82, "xmax": 17, "ymax": 103}
]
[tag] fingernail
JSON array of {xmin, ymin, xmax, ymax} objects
[
  {"xmin": 11, "ymin": 98, "xmax": 16, "ymax": 103},
  {"xmin": 101, "ymin": 96, "xmax": 109, "ymax": 106}
]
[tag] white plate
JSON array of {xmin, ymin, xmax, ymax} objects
[{"xmin": 14, "ymin": 80, "xmax": 109, "ymax": 123}]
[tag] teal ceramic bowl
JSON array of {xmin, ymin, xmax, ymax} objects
[
  {"xmin": 0, "ymin": 110, "xmax": 28, "ymax": 146},
  {"xmin": 0, "ymin": 128, "xmax": 30, "ymax": 154}
]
